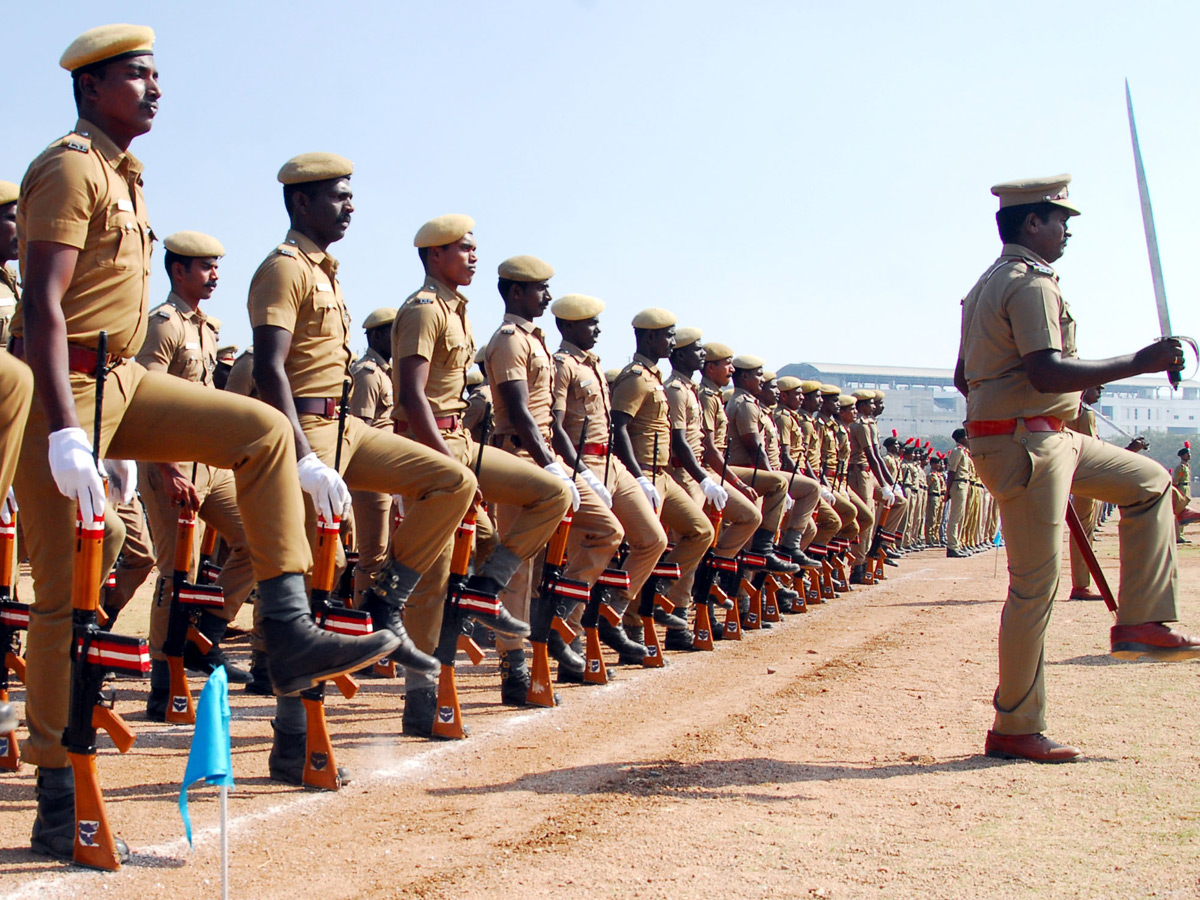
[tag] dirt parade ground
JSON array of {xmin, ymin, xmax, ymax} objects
[{"xmin": 3, "ymin": 521, "xmax": 1200, "ymax": 899}]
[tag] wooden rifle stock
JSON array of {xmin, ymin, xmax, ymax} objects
[
  {"xmin": 67, "ymin": 331, "xmax": 149, "ymax": 871},
  {"xmin": 0, "ymin": 598, "xmax": 28, "ymax": 770}
]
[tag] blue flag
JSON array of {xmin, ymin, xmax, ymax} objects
[{"xmin": 179, "ymin": 666, "xmax": 234, "ymax": 847}]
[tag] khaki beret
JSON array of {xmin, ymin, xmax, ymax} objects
[
  {"xmin": 604, "ymin": 368, "xmax": 622, "ymax": 384},
  {"xmin": 852, "ymin": 389, "xmax": 875, "ymax": 402},
  {"xmin": 277, "ymin": 152, "xmax": 353, "ymax": 185},
  {"xmin": 465, "ymin": 368, "xmax": 484, "ymax": 387},
  {"xmin": 991, "ymin": 174, "xmax": 1080, "ymax": 215},
  {"xmin": 414, "ymin": 214, "xmax": 475, "ymax": 249},
  {"xmin": 703, "ymin": 342, "xmax": 733, "ymax": 361},
  {"xmin": 551, "ymin": 293, "xmax": 605, "ymax": 321},
  {"xmin": 762, "ymin": 370, "xmax": 777, "ymax": 382},
  {"xmin": 363, "ymin": 307, "xmax": 398, "ymax": 330},
  {"xmin": 216, "ymin": 345, "xmax": 237, "ymax": 365},
  {"xmin": 475, "ymin": 345, "xmax": 487, "ymax": 364},
  {"xmin": 163, "ymin": 230, "xmax": 224, "ymax": 258},
  {"xmin": 497, "ymin": 255, "xmax": 553, "ymax": 282},
  {"xmin": 838, "ymin": 394, "xmax": 857, "ymax": 408},
  {"xmin": 777, "ymin": 376, "xmax": 803, "ymax": 392},
  {"xmin": 873, "ymin": 390, "xmax": 885, "ymax": 400},
  {"xmin": 631, "ymin": 307, "xmax": 677, "ymax": 329},
  {"xmin": 820, "ymin": 384, "xmax": 841, "ymax": 395},
  {"xmin": 0, "ymin": 181, "xmax": 18, "ymax": 206},
  {"xmin": 61, "ymin": 24, "xmax": 154, "ymax": 72},
  {"xmin": 732, "ymin": 354, "xmax": 764, "ymax": 370},
  {"xmin": 800, "ymin": 380, "xmax": 823, "ymax": 394},
  {"xmin": 673, "ymin": 327, "xmax": 702, "ymax": 349}
]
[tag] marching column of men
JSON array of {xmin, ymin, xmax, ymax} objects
[{"xmin": 6, "ymin": 18, "xmax": 1194, "ymax": 869}]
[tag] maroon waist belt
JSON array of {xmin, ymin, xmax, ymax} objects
[
  {"xmin": 581, "ymin": 442, "xmax": 609, "ymax": 457},
  {"xmin": 966, "ymin": 416, "xmax": 1064, "ymax": 439},
  {"xmin": 394, "ymin": 416, "xmax": 460, "ymax": 433},
  {"xmin": 293, "ymin": 397, "xmax": 341, "ymax": 418},
  {"xmin": 11, "ymin": 338, "xmax": 123, "ymax": 373}
]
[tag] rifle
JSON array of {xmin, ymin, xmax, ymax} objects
[
  {"xmin": 301, "ymin": 378, "xmax": 370, "ymax": 791},
  {"xmin": 161, "ymin": 463, "xmax": 226, "ymax": 726},
  {"xmin": 692, "ymin": 440, "xmax": 733, "ymax": 651},
  {"xmin": 526, "ymin": 417, "xmax": 590, "ymax": 708},
  {"xmin": 636, "ymin": 432, "xmax": 681, "ymax": 666},
  {"xmin": 431, "ymin": 404, "xmax": 491, "ymax": 739},
  {"xmin": 66, "ymin": 331, "xmax": 151, "ymax": 870},
  {"xmin": 197, "ymin": 524, "xmax": 222, "ymax": 585}
]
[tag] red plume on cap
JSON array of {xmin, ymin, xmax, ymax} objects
[
  {"xmin": 1186, "ymin": 441, "xmax": 1192, "ymax": 449},
  {"xmin": 891, "ymin": 429, "xmax": 897, "ymax": 438},
  {"xmin": 925, "ymin": 441, "xmax": 932, "ymax": 449},
  {"xmin": 904, "ymin": 437, "xmax": 914, "ymax": 445}
]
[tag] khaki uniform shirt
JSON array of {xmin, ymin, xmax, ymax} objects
[
  {"xmin": 774, "ymin": 407, "xmax": 804, "ymax": 464},
  {"xmin": 392, "ymin": 275, "xmax": 474, "ymax": 424},
  {"xmin": 0, "ymin": 266, "xmax": 18, "ymax": 348},
  {"xmin": 348, "ymin": 347, "xmax": 393, "ymax": 429},
  {"xmin": 798, "ymin": 409, "xmax": 821, "ymax": 471},
  {"xmin": 725, "ymin": 387, "xmax": 765, "ymax": 468},
  {"xmin": 664, "ymin": 369, "xmax": 704, "ymax": 460},
  {"xmin": 1173, "ymin": 462, "xmax": 1191, "ymax": 500},
  {"xmin": 247, "ymin": 229, "xmax": 351, "ymax": 398},
  {"xmin": 816, "ymin": 412, "xmax": 839, "ymax": 473},
  {"xmin": 225, "ymin": 348, "xmax": 256, "ymax": 397},
  {"xmin": 948, "ymin": 445, "xmax": 971, "ymax": 487},
  {"xmin": 552, "ymin": 342, "xmax": 611, "ymax": 449},
  {"xmin": 761, "ymin": 406, "xmax": 782, "ymax": 470},
  {"xmin": 14, "ymin": 118, "xmax": 154, "ymax": 357},
  {"xmin": 485, "ymin": 313, "xmax": 554, "ymax": 439},
  {"xmin": 847, "ymin": 420, "xmax": 871, "ymax": 468},
  {"xmin": 611, "ymin": 352, "xmax": 670, "ymax": 468},
  {"xmin": 959, "ymin": 242, "xmax": 1080, "ymax": 423},
  {"xmin": 136, "ymin": 292, "xmax": 220, "ymax": 386},
  {"xmin": 1066, "ymin": 405, "xmax": 1097, "ymax": 439},
  {"xmin": 698, "ymin": 375, "xmax": 729, "ymax": 451},
  {"xmin": 928, "ymin": 470, "xmax": 946, "ymax": 497},
  {"xmin": 464, "ymin": 384, "xmax": 493, "ymax": 443}
]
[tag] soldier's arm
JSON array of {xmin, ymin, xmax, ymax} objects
[
  {"xmin": 550, "ymin": 410, "xmax": 580, "ymax": 469},
  {"xmin": 135, "ymin": 311, "xmax": 198, "ymax": 507},
  {"xmin": 700, "ymin": 429, "xmax": 757, "ymax": 499},
  {"xmin": 1024, "ymin": 346, "xmax": 1178, "ymax": 394},
  {"xmin": 395, "ymin": 355, "xmax": 454, "ymax": 457},
  {"xmin": 737, "ymin": 429, "xmax": 770, "ymax": 471},
  {"xmin": 670, "ymin": 428, "xmax": 708, "ymax": 485},
  {"xmin": 496, "ymin": 378, "xmax": 555, "ymax": 467},
  {"xmin": 954, "ymin": 358, "xmax": 968, "ymax": 398},
  {"xmin": 610, "ymin": 411, "xmax": 644, "ymax": 479},
  {"xmin": 20, "ymin": 242, "xmax": 80, "ymax": 431},
  {"xmin": 252, "ymin": 324, "xmax": 313, "ymax": 460}
]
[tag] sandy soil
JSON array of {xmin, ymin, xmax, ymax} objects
[{"xmin": 3, "ymin": 519, "xmax": 1200, "ymax": 899}]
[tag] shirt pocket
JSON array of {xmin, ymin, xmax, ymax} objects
[
  {"xmin": 96, "ymin": 201, "xmax": 142, "ymax": 270},
  {"xmin": 441, "ymin": 329, "xmax": 471, "ymax": 370},
  {"xmin": 307, "ymin": 286, "xmax": 343, "ymax": 338}
]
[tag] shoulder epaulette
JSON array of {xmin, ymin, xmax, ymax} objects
[
  {"xmin": 628, "ymin": 363, "xmax": 644, "ymax": 375},
  {"xmin": 1029, "ymin": 262, "xmax": 1055, "ymax": 276},
  {"xmin": 56, "ymin": 133, "xmax": 91, "ymax": 153},
  {"xmin": 276, "ymin": 247, "xmax": 297, "ymax": 258},
  {"xmin": 499, "ymin": 324, "xmax": 516, "ymax": 335},
  {"xmin": 352, "ymin": 358, "xmax": 376, "ymax": 374},
  {"xmin": 553, "ymin": 350, "xmax": 568, "ymax": 361},
  {"xmin": 151, "ymin": 306, "xmax": 174, "ymax": 320}
]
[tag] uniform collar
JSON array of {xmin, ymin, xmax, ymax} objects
[
  {"xmin": 699, "ymin": 375, "xmax": 726, "ymax": 393},
  {"xmin": 1001, "ymin": 241, "xmax": 1054, "ymax": 273},
  {"xmin": 502, "ymin": 312, "xmax": 540, "ymax": 335},
  {"xmin": 362, "ymin": 346, "xmax": 390, "ymax": 371},
  {"xmin": 423, "ymin": 275, "xmax": 468, "ymax": 310},
  {"xmin": 75, "ymin": 118, "xmax": 143, "ymax": 177},
  {"xmin": 284, "ymin": 229, "xmax": 339, "ymax": 275},
  {"xmin": 733, "ymin": 386, "xmax": 758, "ymax": 404},
  {"xmin": 633, "ymin": 352, "xmax": 662, "ymax": 380},
  {"xmin": 668, "ymin": 368, "xmax": 699, "ymax": 392},
  {"xmin": 165, "ymin": 291, "xmax": 203, "ymax": 323},
  {"xmin": 559, "ymin": 340, "xmax": 599, "ymax": 365}
]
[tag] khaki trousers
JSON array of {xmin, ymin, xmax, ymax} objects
[
  {"xmin": 945, "ymin": 480, "xmax": 969, "ymax": 551},
  {"xmin": 402, "ymin": 429, "xmax": 570, "ymax": 665},
  {"xmin": 0, "ymin": 353, "xmax": 32, "ymax": 504},
  {"xmin": 596, "ymin": 454, "xmax": 668, "ymax": 601},
  {"xmin": 18, "ymin": 360, "xmax": 311, "ymax": 768},
  {"xmin": 670, "ymin": 465, "xmax": 760, "ymax": 558},
  {"xmin": 805, "ymin": 497, "xmax": 842, "ymax": 548},
  {"xmin": 102, "ymin": 495, "xmax": 155, "ymax": 614},
  {"xmin": 350, "ymin": 489, "xmax": 393, "ymax": 603},
  {"xmin": 729, "ymin": 466, "xmax": 788, "ymax": 534},
  {"xmin": 143, "ymin": 463, "xmax": 256, "ymax": 659},
  {"xmin": 925, "ymin": 493, "xmax": 944, "ymax": 544},
  {"xmin": 495, "ymin": 447, "xmax": 623, "ymax": 653},
  {"xmin": 1067, "ymin": 494, "xmax": 1097, "ymax": 591},
  {"xmin": 972, "ymin": 427, "xmax": 1177, "ymax": 735},
  {"xmin": 847, "ymin": 468, "xmax": 879, "ymax": 565},
  {"xmin": 827, "ymin": 488, "xmax": 859, "ymax": 541}
]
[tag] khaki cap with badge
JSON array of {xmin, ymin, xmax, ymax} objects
[
  {"xmin": 277, "ymin": 152, "xmax": 353, "ymax": 184},
  {"xmin": 820, "ymin": 384, "xmax": 841, "ymax": 395},
  {"xmin": 497, "ymin": 256, "xmax": 553, "ymax": 282},
  {"xmin": 216, "ymin": 345, "xmax": 238, "ymax": 366},
  {"xmin": 762, "ymin": 370, "xmax": 777, "ymax": 382},
  {"xmin": 800, "ymin": 380, "xmax": 823, "ymax": 394},
  {"xmin": 0, "ymin": 181, "xmax": 18, "ymax": 206},
  {"xmin": 631, "ymin": 308, "xmax": 677, "ymax": 329},
  {"xmin": 673, "ymin": 327, "xmax": 702, "ymax": 349},
  {"xmin": 991, "ymin": 174, "xmax": 1081, "ymax": 216},
  {"xmin": 732, "ymin": 354, "xmax": 764, "ymax": 370},
  {"xmin": 551, "ymin": 294, "xmax": 605, "ymax": 320},
  {"xmin": 703, "ymin": 341, "xmax": 733, "ymax": 361},
  {"xmin": 163, "ymin": 231, "xmax": 225, "ymax": 258},
  {"xmin": 414, "ymin": 214, "xmax": 475, "ymax": 249},
  {"xmin": 838, "ymin": 395, "xmax": 857, "ymax": 408},
  {"xmin": 60, "ymin": 24, "xmax": 154, "ymax": 71},
  {"xmin": 777, "ymin": 376, "xmax": 803, "ymax": 392}
]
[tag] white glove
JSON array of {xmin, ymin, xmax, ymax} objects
[
  {"xmin": 699, "ymin": 476, "xmax": 729, "ymax": 511},
  {"xmin": 893, "ymin": 484, "xmax": 905, "ymax": 501},
  {"xmin": 580, "ymin": 468, "xmax": 613, "ymax": 508},
  {"xmin": 296, "ymin": 452, "xmax": 351, "ymax": 522},
  {"xmin": 544, "ymin": 461, "xmax": 582, "ymax": 511},
  {"xmin": 391, "ymin": 494, "xmax": 406, "ymax": 516},
  {"xmin": 636, "ymin": 475, "xmax": 661, "ymax": 511},
  {"xmin": 820, "ymin": 488, "xmax": 835, "ymax": 504},
  {"xmin": 784, "ymin": 494, "xmax": 795, "ymax": 512},
  {"xmin": 0, "ymin": 488, "xmax": 17, "ymax": 527},
  {"xmin": 880, "ymin": 484, "xmax": 896, "ymax": 506},
  {"xmin": 102, "ymin": 459, "xmax": 137, "ymax": 505},
  {"xmin": 48, "ymin": 427, "xmax": 106, "ymax": 524}
]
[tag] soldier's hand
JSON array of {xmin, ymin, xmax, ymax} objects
[
  {"xmin": 1125, "ymin": 435, "xmax": 1149, "ymax": 453},
  {"xmin": 102, "ymin": 459, "xmax": 138, "ymax": 506},
  {"xmin": 699, "ymin": 476, "xmax": 729, "ymax": 511},
  {"xmin": 47, "ymin": 426, "xmax": 106, "ymax": 524},
  {"xmin": 581, "ymin": 468, "xmax": 614, "ymax": 508},
  {"xmin": 297, "ymin": 452, "xmax": 352, "ymax": 522},
  {"xmin": 636, "ymin": 475, "xmax": 661, "ymax": 512},
  {"xmin": 1134, "ymin": 337, "xmax": 1184, "ymax": 375},
  {"xmin": 544, "ymin": 461, "xmax": 582, "ymax": 511},
  {"xmin": 735, "ymin": 479, "xmax": 759, "ymax": 502}
]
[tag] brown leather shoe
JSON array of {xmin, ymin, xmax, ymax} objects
[
  {"xmin": 1111, "ymin": 622, "xmax": 1200, "ymax": 661},
  {"xmin": 984, "ymin": 731, "xmax": 1081, "ymax": 763},
  {"xmin": 1068, "ymin": 588, "xmax": 1103, "ymax": 601}
]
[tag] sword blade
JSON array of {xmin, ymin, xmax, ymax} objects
[{"xmin": 1126, "ymin": 79, "xmax": 1172, "ymax": 339}]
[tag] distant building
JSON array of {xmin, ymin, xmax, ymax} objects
[{"xmin": 779, "ymin": 362, "xmax": 1200, "ymax": 439}]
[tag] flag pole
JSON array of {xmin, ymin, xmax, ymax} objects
[{"xmin": 220, "ymin": 783, "xmax": 229, "ymax": 900}]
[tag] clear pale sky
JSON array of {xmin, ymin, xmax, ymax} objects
[{"xmin": 5, "ymin": 1, "xmax": 1199, "ymax": 375}]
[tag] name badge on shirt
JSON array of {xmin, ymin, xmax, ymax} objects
[
  {"xmin": 315, "ymin": 283, "xmax": 333, "ymax": 292},
  {"xmin": 184, "ymin": 341, "xmax": 199, "ymax": 350},
  {"xmin": 116, "ymin": 199, "xmax": 134, "ymax": 212}
]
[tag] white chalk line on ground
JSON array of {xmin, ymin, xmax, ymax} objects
[{"xmin": 2, "ymin": 556, "xmax": 939, "ymax": 899}]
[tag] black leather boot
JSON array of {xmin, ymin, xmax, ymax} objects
[
  {"xmin": 499, "ymin": 648, "xmax": 531, "ymax": 706},
  {"xmin": 268, "ymin": 723, "xmax": 350, "ymax": 786},
  {"xmin": 183, "ymin": 611, "xmax": 252, "ymax": 683},
  {"xmin": 31, "ymin": 766, "xmax": 130, "ymax": 866}
]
